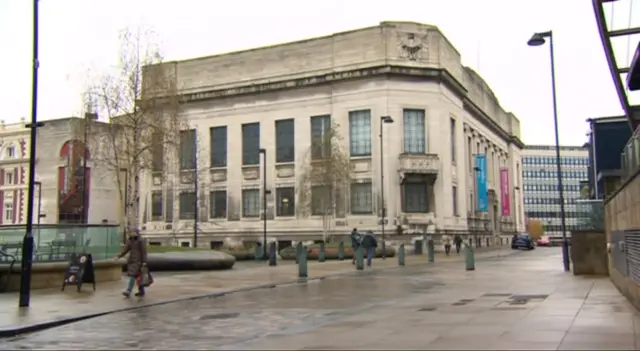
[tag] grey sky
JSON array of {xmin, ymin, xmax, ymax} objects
[{"xmin": 0, "ymin": 0, "xmax": 637, "ymax": 146}]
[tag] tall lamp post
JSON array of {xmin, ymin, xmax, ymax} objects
[
  {"xmin": 192, "ymin": 133, "xmax": 199, "ymax": 248},
  {"xmin": 379, "ymin": 116, "xmax": 394, "ymax": 259},
  {"xmin": 259, "ymin": 148, "xmax": 269, "ymax": 259},
  {"xmin": 20, "ymin": 0, "xmax": 42, "ymax": 308},
  {"xmin": 528, "ymin": 31, "xmax": 570, "ymax": 272}
]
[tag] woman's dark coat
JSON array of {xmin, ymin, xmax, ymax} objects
[{"xmin": 118, "ymin": 237, "xmax": 148, "ymax": 277}]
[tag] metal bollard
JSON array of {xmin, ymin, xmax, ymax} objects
[
  {"xmin": 427, "ymin": 239, "xmax": 435, "ymax": 263},
  {"xmin": 298, "ymin": 245, "xmax": 308, "ymax": 281},
  {"xmin": 414, "ymin": 240, "xmax": 423, "ymax": 255},
  {"xmin": 464, "ymin": 243, "xmax": 475, "ymax": 271},
  {"xmin": 355, "ymin": 246, "xmax": 364, "ymax": 271},
  {"xmin": 318, "ymin": 242, "xmax": 326, "ymax": 262},
  {"xmin": 268, "ymin": 242, "xmax": 277, "ymax": 266},
  {"xmin": 338, "ymin": 242, "xmax": 344, "ymax": 261},
  {"xmin": 295, "ymin": 242, "xmax": 301, "ymax": 264},
  {"xmin": 254, "ymin": 245, "xmax": 263, "ymax": 261},
  {"xmin": 398, "ymin": 244, "xmax": 405, "ymax": 266}
]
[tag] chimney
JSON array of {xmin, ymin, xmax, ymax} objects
[{"xmin": 84, "ymin": 112, "xmax": 98, "ymax": 120}]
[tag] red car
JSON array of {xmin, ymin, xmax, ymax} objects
[{"xmin": 536, "ymin": 236, "xmax": 551, "ymax": 247}]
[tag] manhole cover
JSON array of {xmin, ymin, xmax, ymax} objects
[
  {"xmin": 418, "ymin": 307, "xmax": 437, "ymax": 312},
  {"xmin": 483, "ymin": 293, "xmax": 512, "ymax": 297},
  {"xmin": 198, "ymin": 312, "xmax": 240, "ymax": 320}
]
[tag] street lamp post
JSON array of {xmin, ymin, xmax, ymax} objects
[
  {"xmin": 19, "ymin": 0, "xmax": 41, "ymax": 308},
  {"xmin": 193, "ymin": 133, "xmax": 199, "ymax": 248},
  {"xmin": 528, "ymin": 31, "xmax": 571, "ymax": 272},
  {"xmin": 259, "ymin": 148, "xmax": 268, "ymax": 260},
  {"xmin": 379, "ymin": 116, "xmax": 394, "ymax": 259}
]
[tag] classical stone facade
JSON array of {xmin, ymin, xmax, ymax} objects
[
  {"xmin": 140, "ymin": 21, "xmax": 525, "ymax": 245},
  {"xmin": 0, "ymin": 117, "xmax": 121, "ymax": 227}
]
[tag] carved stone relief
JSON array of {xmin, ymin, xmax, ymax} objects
[
  {"xmin": 351, "ymin": 159, "xmax": 371, "ymax": 173},
  {"xmin": 396, "ymin": 32, "xmax": 429, "ymax": 61},
  {"xmin": 276, "ymin": 164, "xmax": 295, "ymax": 178},
  {"xmin": 211, "ymin": 169, "xmax": 227, "ymax": 182},
  {"xmin": 242, "ymin": 166, "xmax": 259, "ymax": 180}
]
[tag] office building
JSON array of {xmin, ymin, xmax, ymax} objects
[
  {"xmin": 139, "ymin": 21, "xmax": 526, "ymax": 245},
  {"xmin": 522, "ymin": 145, "xmax": 590, "ymax": 237}
]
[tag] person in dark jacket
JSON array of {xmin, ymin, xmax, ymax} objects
[
  {"xmin": 361, "ymin": 231, "xmax": 378, "ymax": 267},
  {"xmin": 115, "ymin": 229, "xmax": 148, "ymax": 297},
  {"xmin": 350, "ymin": 228, "xmax": 362, "ymax": 264},
  {"xmin": 454, "ymin": 234, "xmax": 463, "ymax": 254}
]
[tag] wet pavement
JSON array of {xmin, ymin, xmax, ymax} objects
[
  {"xmin": 1, "ymin": 248, "xmax": 636, "ymax": 350},
  {"xmin": 0, "ymin": 246, "xmax": 505, "ymax": 334}
]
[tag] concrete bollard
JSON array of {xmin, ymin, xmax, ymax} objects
[
  {"xmin": 338, "ymin": 242, "xmax": 344, "ymax": 261},
  {"xmin": 414, "ymin": 240, "xmax": 423, "ymax": 255},
  {"xmin": 464, "ymin": 243, "xmax": 475, "ymax": 271},
  {"xmin": 295, "ymin": 242, "xmax": 301, "ymax": 264},
  {"xmin": 298, "ymin": 245, "xmax": 308, "ymax": 281},
  {"xmin": 427, "ymin": 239, "xmax": 435, "ymax": 263},
  {"xmin": 318, "ymin": 242, "xmax": 326, "ymax": 262},
  {"xmin": 355, "ymin": 246, "xmax": 364, "ymax": 271},
  {"xmin": 486, "ymin": 237, "xmax": 490, "ymax": 247},
  {"xmin": 254, "ymin": 245, "xmax": 263, "ymax": 261},
  {"xmin": 268, "ymin": 242, "xmax": 277, "ymax": 266},
  {"xmin": 398, "ymin": 244, "xmax": 405, "ymax": 266}
]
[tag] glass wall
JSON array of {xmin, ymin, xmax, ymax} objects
[{"xmin": 0, "ymin": 225, "xmax": 120, "ymax": 262}]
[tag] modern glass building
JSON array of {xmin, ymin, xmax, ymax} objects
[{"xmin": 522, "ymin": 145, "xmax": 590, "ymax": 238}]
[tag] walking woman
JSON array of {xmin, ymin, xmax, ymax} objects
[{"xmin": 115, "ymin": 228, "xmax": 148, "ymax": 297}]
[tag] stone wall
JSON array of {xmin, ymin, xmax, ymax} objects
[{"xmin": 570, "ymin": 230, "xmax": 608, "ymax": 275}]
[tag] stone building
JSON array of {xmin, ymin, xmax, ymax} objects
[
  {"xmin": 0, "ymin": 117, "xmax": 121, "ymax": 227},
  {"xmin": 140, "ymin": 21, "xmax": 525, "ymax": 246}
]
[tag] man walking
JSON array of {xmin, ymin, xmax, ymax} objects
[
  {"xmin": 350, "ymin": 228, "xmax": 362, "ymax": 265},
  {"xmin": 454, "ymin": 234, "xmax": 463, "ymax": 254},
  {"xmin": 361, "ymin": 231, "xmax": 378, "ymax": 267},
  {"xmin": 441, "ymin": 233, "xmax": 453, "ymax": 256}
]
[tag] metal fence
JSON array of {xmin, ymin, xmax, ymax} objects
[{"xmin": 0, "ymin": 224, "xmax": 121, "ymax": 263}]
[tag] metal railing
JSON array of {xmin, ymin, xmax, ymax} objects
[
  {"xmin": 0, "ymin": 224, "xmax": 121, "ymax": 263},
  {"xmin": 621, "ymin": 126, "xmax": 640, "ymax": 182}
]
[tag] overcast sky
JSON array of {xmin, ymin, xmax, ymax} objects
[{"xmin": 1, "ymin": 0, "xmax": 638, "ymax": 146}]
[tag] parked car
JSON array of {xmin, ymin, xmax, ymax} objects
[
  {"xmin": 512, "ymin": 233, "xmax": 535, "ymax": 250},
  {"xmin": 536, "ymin": 236, "xmax": 551, "ymax": 247}
]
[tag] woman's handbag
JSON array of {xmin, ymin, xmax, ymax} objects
[{"xmin": 137, "ymin": 266, "xmax": 154, "ymax": 287}]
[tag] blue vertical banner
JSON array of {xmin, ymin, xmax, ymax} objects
[{"xmin": 475, "ymin": 155, "xmax": 488, "ymax": 212}]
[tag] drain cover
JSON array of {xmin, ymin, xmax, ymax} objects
[
  {"xmin": 198, "ymin": 312, "xmax": 240, "ymax": 320},
  {"xmin": 483, "ymin": 293, "xmax": 512, "ymax": 297}
]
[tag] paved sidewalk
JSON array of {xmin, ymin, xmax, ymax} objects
[
  {"xmin": 0, "ymin": 245, "xmax": 508, "ymax": 336},
  {"xmin": 1, "ymin": 248, "xmax": 634, "ymax": 350}
]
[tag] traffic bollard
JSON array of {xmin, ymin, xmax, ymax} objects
[
  {"xmin": 414, "ymin": 240, "xmax": 423, "ymax": 255},
  {"xmin": 338, "ymin": 242, "xmax": 344, "ymax": 261},
  {"xmin": 427, "ymin": 239, "xmax": 435, "ymax": 263},
  {"xmin": 268, "ymin": 242, "xmax": 277, "ymax": 266},
  {"xmin": 298, "ymin": 245, "xmax": 308, "ymax": 281},
  {"xmin": 295, "ymin": 242, "xmax": 301, "ymax": 264},
  {"xmin": 318, "ymin": 242, "xmax": 326, "ymax": 262},
  {"xmin": 355, "ymin": 246, "xmax": 364, "ymax": 270},
  {"xmin": 398, "ymin": 244, "xmax": 405, "ymax": 266},
  {"xmin": 464, "ymin": 243, "xmax": 475, "ymax": 271}
]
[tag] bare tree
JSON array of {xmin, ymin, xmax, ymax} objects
[
  {"xmin": 297, "ymin": 122, "xmax": 352, "ymax": 241},
  {"xmin": 86, "ymin": 28, "xmax": 183, "ymax": 236}
]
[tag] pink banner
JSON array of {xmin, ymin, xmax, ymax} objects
[{"xmin": 500, "ymin": 168, "xmax": 511, "ymax": 217}]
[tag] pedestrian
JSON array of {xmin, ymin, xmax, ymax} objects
[
  {"xmin": 441, "ymin": 234, "xmax": 452, "ymax": 256},
  {"xmin": 361, "ymin": 231, "xmax": 378, "ymax": 267},
  {"xmin": 454, "ymin": 234, "xmax": 463, "ymax": 254},
  {"xmin": 350, "ymin": 228, "xmax": 362, "ymax": 265},
  {"xmin": 114, "ymin": 228, "xmax": 148, "ymax": 298}
]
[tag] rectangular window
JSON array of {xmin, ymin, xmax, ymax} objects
[
  {"xmin": 450, "ymin": 118, "xmax": 456, "ymax": 163},
  {"xmin": 242, "ymin": 189, "xmax": 260, "ymax": 217},
  {"xmin": 178, "ymin": 191, "xmax": 196, "ymax": 219},
  {"xmin": 349, "ymin": 110, "xmax": 371, "ymax": 157},
  {"xmin": 403, "ymin": 109, "xmax": 426, "ymax": 154},
  {"xmin": 310, "ymin": 115, "xmax": 331, "ymax": 160},
  {"xmin": 4, "ymin": 203, "xmax": 12, "ymax": 222},
  {"xmin": 179, "ymin": 129, "xmax": 196, "ymax": 170},
  {"xmin": 350, "ymin": 182, "xmax": 373, "ymax": 214},
  {"xmin": 311, "ymin": 185, "xmax": 331, "ymax": 215},
  {"xmin": 151, "ymin": 131, "xmax": 164, "ymax": 172},
  {"xmin": 6, "ymin": 171, "xmax": 13, "ymax": 185},
  {"xmin": 210, "ymin": 190, "xmax": 227, "ymax": 219},
  {"xmin": 452, "ymin": 186, "xmax": 458, "ymax": 216},
  {"xmin": 467, "ymin": 136, "xmax": 472, "ymax": 172},
  {"xmin": 151, "ymin": 191, "xmax": 163, "ymax": 220},
  {"xmin": 210, "ymin": 126, "xmax": 227, "ymax": 168},
  {"xmin": 242, "ymin": 123, "xmax": 260, "ymax": 166},
  {"xmin": 275, "ymin": 119, "xmax": 295, "ymax": 163},
  {"xmin": 276, "ymin": 187, "xmax": 295, "ymax": 217},
  {"xmin": 402, "ymin": 175, "xmax": 428, "ymax": 213}
]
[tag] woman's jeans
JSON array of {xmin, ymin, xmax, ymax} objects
[
  {"xmin": 366, "ymin": 248, "xmax": 375, "ymax": 266},
  {"xmin": 125, "ymin": 276, "xmax": 145, "ymax": 294}
]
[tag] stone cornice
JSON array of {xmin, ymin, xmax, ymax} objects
[{"xmin": 177, "ymin": 64, "xmax": 519, "ymax": 147}]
